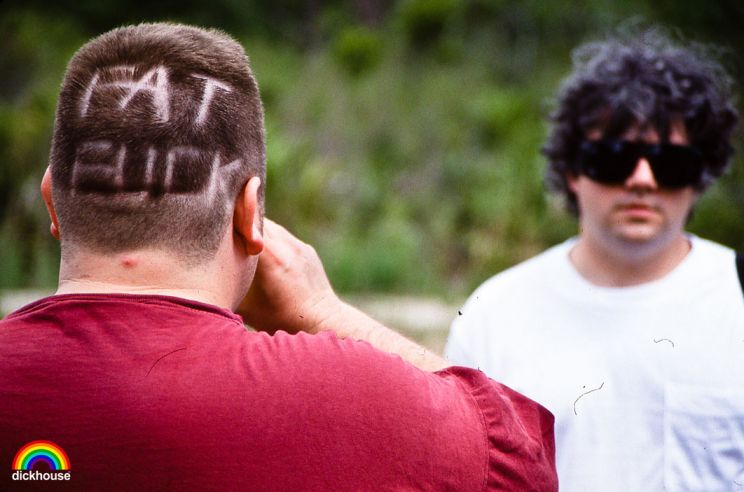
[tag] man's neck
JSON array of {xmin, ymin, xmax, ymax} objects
[
  {"xmin": 569, "ymin": 233, "xmax": 691, "ymax": 287},
  {"xmin": 56, "ymin": 249, "xmax": 234, "ymax": 310}
]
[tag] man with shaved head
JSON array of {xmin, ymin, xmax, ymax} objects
[{"xmin": 0, "ymin": 23, "xmax": 556, "ymax": 490}]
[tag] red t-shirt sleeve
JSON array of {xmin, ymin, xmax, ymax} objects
[
  {"xmin": 309, "ymin": 332, "xmax": 558, "ymax": 490},
  {"xmin": 279, "ymin": 332, "xmax": 558, "ymax": 490},
  {"xmin": 436, "ymin": 366, "xmax": 558, "ymax": 491}
]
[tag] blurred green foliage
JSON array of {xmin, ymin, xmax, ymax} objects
[
  {"xmin": 332, "ymin": 26, "xmax": 384, "ymax": 75},
  {"xmin": 1, "ymin": 1, "xmax": 743, "ymax": 297}
]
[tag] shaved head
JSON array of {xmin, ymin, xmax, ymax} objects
[{"xmin": 50, "ymin": 23, "xmax": 265, "ymax": 264}]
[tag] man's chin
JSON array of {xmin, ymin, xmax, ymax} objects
[{"xmin": 613, "ymin": 223, "xmax": 663, "ymax": 245}]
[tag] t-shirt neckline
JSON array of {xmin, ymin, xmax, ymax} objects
[
  {"xmin": 6, "ymin": 292, "xmax": 242, "ymax": 323},
  {"xmin": 552, "ymin": 234, "xmax": 701, "ymax": 304}
]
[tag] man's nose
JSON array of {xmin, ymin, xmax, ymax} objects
[{"xmin": 624, "ymin": 158, "xmax": 658, "ymax": 191}]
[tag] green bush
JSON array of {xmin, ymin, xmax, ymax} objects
[
  {"xmin": 2, "ymin": 1, "xmax": 743, "ymax": 297},
  {"xmin": 396, "ymin": 0, "xmax": 463, "ymax": 49},
  {"xmin": 332, "ymin": 26, "xmax": 384, "ymax": 76}
]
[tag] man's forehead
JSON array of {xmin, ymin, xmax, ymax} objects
[
  {"xmin": 618, "ymin": 121, "xmax": 688, "ymax": 145},
  {"xmin": 585, "ymin": 115, "xmax": 689, "ymax": 144}
]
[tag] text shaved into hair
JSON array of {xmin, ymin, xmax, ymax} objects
[{"xmin": 50, "ymin": 23, "xmax": 266, "ymax": 263}]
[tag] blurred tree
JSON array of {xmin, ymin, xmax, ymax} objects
[{"xmin": 0, "ymin": 0, "xmax": 742, "ymax": 294}]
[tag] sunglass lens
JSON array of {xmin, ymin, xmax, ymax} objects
[
  {"xmin": 647, "ymin": 145, "xmax": 703, "ymax": 188},
  {"xmin": 578, "ymin": 140, "xmax": 639, "ymax": 184}
]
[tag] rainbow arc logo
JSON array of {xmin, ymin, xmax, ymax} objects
[
  {"xmin": 11, "ymin": 441, "xmax": 71, "ymax": 482},
  {"xmin": 12, "ymin": 440, "xmax": 70, "ymax": 471}
]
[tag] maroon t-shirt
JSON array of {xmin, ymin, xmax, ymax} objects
[{"xmin": 0, "ymin": 294, "xmax": 556, "ymax": 491}]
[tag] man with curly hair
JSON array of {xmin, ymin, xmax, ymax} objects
[{"xmin": 446, "ymin": 29, "xmax": 744, "ymax": 490}]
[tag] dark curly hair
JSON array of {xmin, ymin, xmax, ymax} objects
[{"xmin": 543, "ymin": 27, "xmax": 738, "ymax": 216}]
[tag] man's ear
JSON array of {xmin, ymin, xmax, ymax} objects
[
  {"xmin": 233, "ymin": 177, "xmax": 264, "ymax": 256},
  {"xmin": 40, "ymin": 166, "xmax": 60, "ymax": 241},
  {"xmin": 566, "ymin": 172, "xmax": 580, "ymax": 195}
]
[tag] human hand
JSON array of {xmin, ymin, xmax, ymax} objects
[
  {"xmin": 237, "ymin": 219, "xmax": 343, "ymax": 335},
  {"xmin": 238, "ymin": 220, "xmax": 448, "ymax": 371}
]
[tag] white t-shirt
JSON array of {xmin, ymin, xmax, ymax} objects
[{"xmin": 445, "ymin": 236, "xmax": 744, "ymax": 492}]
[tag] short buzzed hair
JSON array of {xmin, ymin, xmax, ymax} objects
[
  {"xmin": 50, "ymin": 23, "xmax": 265, "ymax": 263},
  {"xmin": 543, "ymin": 27, "xmax": 738, "ymax": 216}
]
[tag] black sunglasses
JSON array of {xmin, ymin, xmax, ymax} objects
[{"xmin": 575, "ymin": 139, "xmax": 704, "ymax": 189}]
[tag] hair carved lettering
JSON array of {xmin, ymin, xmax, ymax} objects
[
  {"xmin": 192, "ymin": 75, "xmax": 233, "ymax": 125},
  {"xmin": 50, "ymin": 24, "xmax": 265, "ymax": 259},
  {"xmin": 79, "ymin": 65, "xmax": 232, "ymax": 125},
  {"xmin": 73, "ymin": 65, "xmax": 240, "ymax": 199},
  {"xmin": 71, "ymin": 140, "xmax": 241, "ymax": 198},
  {"xmin": 81, "ymin": 66, "xmax": 170, "ymax": 121}
]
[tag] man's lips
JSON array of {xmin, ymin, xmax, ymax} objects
[{"xmin": 615, "ymin": 202, "xmax": 660, "ymax": 219}]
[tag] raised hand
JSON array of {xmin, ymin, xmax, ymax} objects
[{"xmin": 237, "ymin": 219, "xmax": 342, "ymax": 335}]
